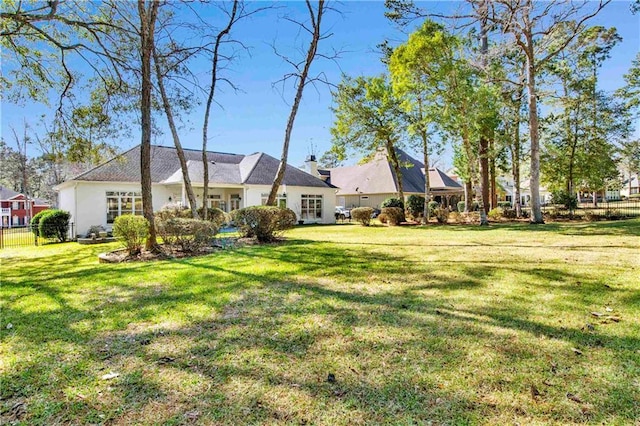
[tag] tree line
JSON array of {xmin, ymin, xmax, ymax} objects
[{"xmin": 325, "ymin": 0, "xmax": 639, "ymax": 224}]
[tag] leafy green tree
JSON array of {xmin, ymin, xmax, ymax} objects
[
  {"xmin": 330, "ymin": 74, "xmax": 408, "ymax": 202},
  {"xmin": 616, "ymin": 52, "xmax": 640, "ymax": 117},
  {"xmin": 389, "ymin": 20, "xmax": 454, "ymax": 222}
]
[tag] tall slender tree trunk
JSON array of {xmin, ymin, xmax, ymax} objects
[
  {"xmin": 202, "ymin": 0, "xmax": 239, "ymax": 219},
  {"xmin": 490, "ymin": 137, "xmax": 497, "ymax": 210},
  {"xmin": 268, "ymin": 0, "xmax": 324, "ymax": 205},
  {"xmin": 421, "ymin": 132, "xmax": 430, "ymax": 223},
  {"xmin": 153, "ymin": 48, "xmax": 198, "ymax": 217},
  {"xmin": 478, "ymin": 4, "xmax": 489, "ymax": 225},
  {"xmin": 511, "ymin": 105, "xmax": 522, "ymax": 218},
  {"xmin": 137, "ymin": 0, "xmax": 160, "ymax": 250},
  {"xmin": 523, "ymin": 33, "xmax": 544, "ymax": 223}
]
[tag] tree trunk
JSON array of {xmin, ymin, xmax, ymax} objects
[
  {"xmin": 137, "ymin": 0, "xmax": 160, "ymax": 250},
  {"xmin": 422, "ymin": 131, "xmax": 430, "ymax": 224},
  {"xmin": 490, "ymin": 137, "xmax": 497, "ymax": 210},
  {"xmin": 202, "ymin": 0, "xmax": 239, "ymax": 219},
  {"xmin": 525, "ymin": 48, "xmax": 544, "ymax": 224},
  {"xmin": 479, "ymin": 135, "xmax": 490, "ymax": 223},
  {"xmin": 268, "ymin": 0, "xmax": 323, "ymax": 206},
  {"xmin": 464, "ymin": 180, "xmax": 473, "ymax": 213},
  {"xmin": 386, "ymin": 139, "xmax": 404, "ymax": 203},
  {"xmin": 153, "ymin": 48, "xmax": 198, "ymax": 217}
]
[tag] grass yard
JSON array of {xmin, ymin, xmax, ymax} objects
[{"xmin": 1, "ymin": 220, "xmax": 639, "ymax": 425}]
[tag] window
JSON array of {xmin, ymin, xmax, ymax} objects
[
  {"xmin": 207, "ymin": 194, "xmax": 226, "ymax": 211},
  {"xmin": 261, "ymin": 193, "xmax": 287, "ymax": 208},
  {"xmin": 106, "ymin": 191, "xmax": 143, "ymax": 224},
  {"xmin": 12, "ymin": 201, "xmax": 19, "ymax": 210},
  {"xmin": 301, "ymin": 194, "xmax": 323, "ymax": 220}
]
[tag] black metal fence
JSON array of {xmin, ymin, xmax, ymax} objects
[
  {"xmin": 0, "ymin": 223, "xmax": 75, "ymax": 249},
  {"xmin": 539, "ymin": 199, "xmax": 640, "ymax": 219}
]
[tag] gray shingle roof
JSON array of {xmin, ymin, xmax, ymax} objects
[
  {"xmin": 70, "ymin": 145, "xmax": 331, "ymax": 188},
  {"xmin": 0, "ymin": 186, "xmax": 50, "ymax": 205},
  {"xmin": 327, "ymin": 149, "xmax": 462, "ymax": 195}
]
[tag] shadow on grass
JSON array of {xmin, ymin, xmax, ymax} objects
[{"xmin": 1, "ymin": 236, "xmax": 638, "ymax": 423}]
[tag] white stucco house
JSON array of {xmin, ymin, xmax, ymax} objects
[{"xmin": 55, "ymin": 145, "xmax": 337, "ymax": 236}]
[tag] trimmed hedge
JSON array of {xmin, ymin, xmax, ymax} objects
[
  {"xmin": 231, "ymin": 206, "xmax": 296, "ymax": 242},
  {"xmin": 113, "ymin": 214, "xmax": 149, "ymax": 255},
  {"xmin": 38, "ymin": 210, "xmax": 71, "ymax": 242},
  {"xmin": 381, "ymin": 207, "xmax": 404, "ymax": 226},
  {"xmin": 406, "ymin": 195, "xmax": 425, "ymax": 218},
  {"xmin": 351, "ymin": 207, "xmax": 374, "ymax": 226},
  {"xmin": 156, "ymin": 217, "xmax": 218, "ymax": 252},
  {"xmin": 30, "ymin": 210, "xmax": 52, "ymax": 236},
  {"xmin": 382, "ymin": 197, "xmax": 404, "ymax": 209},
  {"xmin": 197, "ymin": 207, "xmax": 228, "ymax": 227}
]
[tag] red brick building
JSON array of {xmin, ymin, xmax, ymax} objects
[{"xmin": 0, "ymin": 186, "xmax": 50, "ymax": 227}]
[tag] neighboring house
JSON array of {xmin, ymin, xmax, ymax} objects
[
  {"xmin": 318, "ymin": 149, "xmax": 463, "ymax": 209},
  {"xmin": 621, "ymin": 175, "xmax": 639, "ymax": 198},
  {"xmin": 0, "ymin": 186, "xmax": 50, "ymax": 228},
  {"xmin": 55, "ymin": 145, "xmax": 337, "ymax": 236}
]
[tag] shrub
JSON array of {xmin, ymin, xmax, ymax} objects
[
  {"xmin": 457, "ymin": 201, "xmax": 478, "ymax": 212},
  {"xmin": 38, "ymin": 210, "xmax": 71, "ymax": 242},
  {"xmin": 457, "ymin": 201, "xmax": 466, "ymax": 213},
  {"xmin": 86, "ymin": 225, "xmax": 106, "ymax": 238},
  {"xmin": 406, "ymin": 195, "xmax": 425, "ymax": 219},
  {"xmin": 497, "ymin": 201, "xmax": 512, "ymax": 209},
  {"xmin": 381, "ymin": 207, "xmax": 404, "ymax": 226},
  {"xmin": 30, "ymin": 210, "xmax": 52, "ymax": 236},
  {"xmin": 197, "ymin": 207, "xmax": 228, "ymax": 227},
  {"xmin": 449, "ymin": 211, "xmax": 462, "ymax": 223},
  {"xmin": 551, "ymin": 190, "xmax": 578, "ymax": 210},
  {"xmin": 155, "ymin": 205, "xmax": 192, "ymax": 221},
  {"xmin": 428, "ymin": 201, "xmax": 439, "ymax": 217},
  {"xmin": 378, "ymin": 213, "xmax": 388, "ymax": 224},
  {"xmin": 434, "ymin": 206, "xmax": 449, "ymax": 224},
  {"xmin": 351, "ymin": 207, "xmax": 374, "ymax": 226},
  {"xmin": 382, "ymin": 197, "xmax": 404, "ymax": 209},
  {"xmin": 502, "ymin": 208, "xmax": 517, "ymax": 219},
  {"xmin": 231, "ymin": 206, "xmax": 296, "ymax": 242},
  {"xmin": 156, "ymin": 217, "xmax": 218, "ymax": 252},
  {"xmin": 113, "ymin": 214, "xmax": 149, "ymax": 255},
  {"xmin": 488, "ymin": 207, "xmax": 503, "ymax": 221}
]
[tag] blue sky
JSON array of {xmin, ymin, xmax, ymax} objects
[{"xmin": 1, "ymin": 1, "xmax": 638, "ymax": 170}]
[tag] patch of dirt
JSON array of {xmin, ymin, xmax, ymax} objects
[{"xmin": 99, "ymin": 239, "xmax": 243, "ymax": 263}]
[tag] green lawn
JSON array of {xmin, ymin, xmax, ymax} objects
[{"xmin": 1, "ymin": 220, "xmax": 639, "ymax": 425}]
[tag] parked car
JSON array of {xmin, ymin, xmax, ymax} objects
[
  {"xmin": 371, "ymin": 208, "xmax": 381, "ymax": 218},
  {"xmin": 335, "ymin": 206, "xmax": 351, "ymax": 220}
]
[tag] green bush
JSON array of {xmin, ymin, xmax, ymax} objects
[
  {"xmin": 497, "ymin": 201, "xmax": 512, "ymax": 209},
  {"xmin": 428, "ymin": 201, "xmax": 439, "ymax": 216},
  {"xmin": 197, "ymin": 207, "xmax": 228, "ymax": 227},
  {"xmin": 231, "ymin": 206, "xmax": 296, "ymax": 242},
  {"xmin": 156, "ymin": 217, "xmax": 218, "ymax": 252},
  {"xmin": 381, "ymin": 207, "xmax": 404, "ymax": 226},
  {"xmin": 488, "ymin": 207, "xmax": 503, "ymax": 221},
  {"xmin": 38, "ymin": 210, "xmax": 71, "ymax": 242},
  {"xmin": 382, "ymin": 197, "xmax": 404, "ymax": 209},
  {"xmin": 502, "ymin": 208, "xmax": 517, "ymax": 219},
  {"xmin": 406, "ymin": 195, "xmax": 425, "ymax": 218},
  {"xmin": 551, "ymin": 190, "xmax": 578, "ymax": 210},
  {"xmin": 156, "ymin": 205, "xmax": 191, "ymax": 221},
  {"xmin": 30, "ymin": 210, "xmax": 51, "ymax": 236},
  {"xmin": 351, "ymin": 207, "xmax": 374, "ymax": 226},
  {"xmin": 434, "ymin": 206, "xmax": 449, "ymax": 224},
  {"xmin": 113, "ymin": 214, "xmax": 149, "ymax": 255},
  {"xmin": 457, "ymin": 201, "xmax": 479, "ymax": 213}
]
